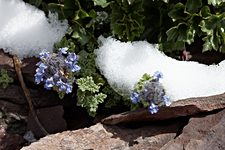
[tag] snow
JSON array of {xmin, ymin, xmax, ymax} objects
[
  {"xmin": 0, "ymin": 0, "xmax": 68, "ymax": 59},
  {"xmin": 95, "ymin": 37, "xmax": 225, "ymax": 102}
]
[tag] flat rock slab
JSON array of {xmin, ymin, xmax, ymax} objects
[
  {"xmin": 102, "ymin": 93, "xmax": 225, "ymax": 125},
  {"xmin": 27, "ymin": 106, "xmax": 67, "ymax": 138},
  {"xmin": 161, "ymin": 109, "xmax": 225, "ymax": 150},
  {"xmin": 21, "ymin": 121, "xmax": 183, "ymax": 150}
]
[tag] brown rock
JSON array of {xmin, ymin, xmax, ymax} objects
[
  {"xmin": 0, "ymin": 85, "xmax": 61, "ymax": 108},
  {"xmin": 0, "ymin": 128, "xmax": 25, "ymax": 150},
  {"xmin": 27, "ymin": 106, "xmax": 67, "ymax": 138},
  {"xmin": 102, "ymin": 93, "xmax": 225, "ymax": 125},
  {"xmin": 21, "ymin": 121, "xmax": 183, "ymax": 150},
  {"xmin": 0, "ymin": 100, "xmax": 28, "ymax": 116},
  {"xmin": 161, "ymin": 109, "xmax": 225, "ymax": 150},
  {"xmin": 0, "ymin": 108, "xmax": 26, "ymax": 150}
]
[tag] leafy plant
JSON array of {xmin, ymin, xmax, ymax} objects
[
  {"xmin": 142, "ymin": 0, "xmax": 225, "ymax": 53},
  {"xmin": 111, "ymin": 0, "xmax": 145, "ymax": 41},
  {"xmin": 77, "ymin": 76, "xmax": 107, "ymax": 116},
  {"xmin": 0, "ymin": 69, "xmax": 13, "ymax": 89}
]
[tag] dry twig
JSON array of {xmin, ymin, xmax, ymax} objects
[{"xmin": 13, "ymin": 55, "xmax": 48, "ymax": 136}]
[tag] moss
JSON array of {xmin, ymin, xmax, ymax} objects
[{"xmin": 0, "ymin": 69, "xmax": 14, "ymax": 88}]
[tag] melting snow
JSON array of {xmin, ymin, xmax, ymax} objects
[
  {"xmin": 0, "ymin": 0, "xmax": 68, "ymax": 59},
  {"xmin": 95, "ymin": 37, "xmax": 225, "ymax": 101}
]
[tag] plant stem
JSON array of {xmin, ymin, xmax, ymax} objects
[{"xmin": 13, "ymin": 55, "xmax": 48, "ymax": 136}]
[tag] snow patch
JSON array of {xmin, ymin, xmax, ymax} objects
[
  {"xmin": 95, "ymin": 37, "xmax": 225, "ymax": 101},
  {"xmin": 0, "ymin": 0, "xmax": 68, "ymax": 59}
]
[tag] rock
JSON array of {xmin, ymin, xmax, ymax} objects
[
  {"xmin": 161, "ymin": 109, "xmax": 225, "ymax": 150},
  {"xmin": 102, "ymin": 93, "xmax": 225, "ymax": 125},
  {"xmin": 0, "ymin": 85, "xmax": 62, "ymax": 108},
  {"xmin": 27, "ymin": 106, "xmax": 67, "ymax": 138},
  {"xmin": 21, "ymin": 120, "xmax": 183, "ymax": 150},
  {"xmin": 0, "ymin": 128, "xmax": 25, "ymax": 150},
  {"xmin": 0, "ymin": 108, "xmax": 26, "ymax": 150},
  {"xmin": 0, "ymin": 99, "xmax": 28, "ymax": 117}
]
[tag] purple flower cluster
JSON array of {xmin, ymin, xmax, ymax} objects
[
  {"xmin": 130, "ymin": 71, "xmax": 171, "ymax": 114},
  {"xmin": 35, "ymin": 48, "xmax": 80, "ymax": 94}
]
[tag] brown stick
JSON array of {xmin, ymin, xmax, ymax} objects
[
  {"xmin": 13, "ymin": 55, "xmax": 48, "ymax": 136},
  {"xmin": 102, "ymin": 93, "xmax": 225, "ymax": 125}
]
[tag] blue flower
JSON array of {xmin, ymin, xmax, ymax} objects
[
  {"xmin": 148, "ymin": 103, "xmax": 159, "ymax": 114},
  {"xmin": 37, "ymin": 62, "xmax": 48, "ymax": 70},
  {"xmin": 39, "ymin": 49, "xmax": 50, "ymax": 59},
  {"xmin": 56, "ymin": 80, "xmax": 67, "ymax": 91},
  {"xmin": 162, "ymin": 95, "xmax": 171, "ymax": 106},
  {"xmin": 65, "ymin": 60, "xmax": 80, "ymax": 72},
  {"xmin": 34, "ymin": 72, "xmax": 43, "ymax": 84},
  {"xmin": 71, "ymin": 64, "xmax": 81, "ymax": 72},
  {"xmin": 131, "ymin": 92, "xmax": 140, "ymax": 104},
  {"xmin": 44, "ymin": 77, "xmax": 55, "ymax": 90},
  {"xmin": 67, "ymin": 53, "xmax": 77, "ymax": 62},
  {"xmin": 153, "ymin": 71, "xmax": 163, "ymax": 81},
  {"xmin": 59, "ymin": 47, "xmax": 68, "ymax": 54},
  {"xmin": 65, "ymin": 84, "xmax": 73, "ymax": 94}
]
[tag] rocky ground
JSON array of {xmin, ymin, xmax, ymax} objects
[{"xmin": 0, "ymin": 49, "xmax": 225, "ymax": 150}]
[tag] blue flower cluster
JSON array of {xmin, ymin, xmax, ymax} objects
[
  {"xmin": 131, "ymin": 71, "xmax": 171, "ymax": 114},
  {"xmin": 35, "ymin": 47, "xmax": 80, "ymax": 94}
]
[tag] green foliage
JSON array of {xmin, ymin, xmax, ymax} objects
[
  {"xmin": 134, "ymin": 73, "xmax": 152, "ymax": 93},
  {"xmin": 111, "ymin": 0, "xmax": 145, "ymax": 41},
  {"xmin": 143, "ymin": 0, "xmax": 225, "ymax": 53},
  {"xmin": 0, "ymin": 69, "xmax": 13, "ymax": 89},
  {"xmin": 27, "ymin": 0, "xmax": 225, "ymax": 116},
  {"xmin": 77, "ymin": 76, "xmax": 107, "ymax": 116}
]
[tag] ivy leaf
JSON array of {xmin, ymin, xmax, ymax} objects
[
  {"xmin": 200, "ymin": 6, "xmax": 211, "ymax": 18},
  {"xmin": 168, "ymin": 3, "xmax": 188, "ymax": 21},
  {"xmin": 92, "ymin": 0, "xmax": 110, "ymax": 8},
  {"xmin": 186, "ymin": 0, "xmax": 202, "ymax": 13},
  {"xmin": 166, "ymin": 26, "xmax": 178, "ymax": 42},
  {"xmin": 208, "ymin": 0, "xmax": 225, "ymax": 6},
  {"xmin": 111, "ymin": 0, "xmax": 144, "ymax": 41}
]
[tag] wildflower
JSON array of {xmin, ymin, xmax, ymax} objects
[
  {"xmin": 34, "ymin": 72, "xmax": 43, "ymax": 84},
  {"xmin": 44, "ymin": 77, "xmax": 55, "ymax": 90},
  {"xmin": 148, "ymin": 103, "xmax": 159, "ymax": 114},
  {"xmin": 131, "ymin": 92, "xmax": 139, "ymax": 104},
  {"xmin": 65, "ymin": 84, "xmax": 73, "ymax": 94},
  {"xmin": 132, "ymin": 71, "xmax": 171, "ymax": 114},
  {"xmin": 35, "ymin": 48, "xmax": 80, "ymax": 97},
  {"xmin": 67, "ymin": 52, "xmax": 77, "ymax": 62},
  {"xmin": 39, "ymin": 49, "xmax": 50, "ymax": 59},
  {"xmin": 153, "ymin": 71, "xmax": 163, "ymax": 81},
  {"xmin": 162, "ymin": 95, "xmax": 171, "ymax": 106},
  {"xmin": 59, "ymin": 47, "xmax": 68, "ymax": 54}
]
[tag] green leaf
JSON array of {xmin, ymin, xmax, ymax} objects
[
  {"xmin": 186, "ymin": 0, "xmax": 202, "ymax": 13},
  {"xmin": 168, "ymin": 3, "xmax": 188, "ymax": 21},
  {"xmin": 208, "ymin": 0, "xmax": 225, "ymax": 6},
  {"xmin": 111, "ymin": 0, "xmax": 144, "ymax": 41},
  {"xmin": 77, "ymin": 76, "xmax": 100, "ymax": 93},
  {"xmin": 166, "ymin": 26, "xmax": 179, "ymax": 41},
  {"xmin": 0, "ymin": 69, "xmax": 13, "ymax": 89},
  {"xmin": 200, "ymin": 6, "xmax": 211, "ymax": 18},
  {"xmin": 92, "ymin": 0, "xmax": 110, "ymax": 8}
]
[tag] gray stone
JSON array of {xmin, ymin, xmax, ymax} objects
[
  {"xmin": 27, "ymin": 105, "xmax": 67, "ymax": 138},
  {"xmin": 21, "ymin": 121, "xmax": 183, "ymax": 150},
  {"xmin": 102, "ymin": 93, "xmax": 225, "ymax": 125},
  {"xmin": 161, "ymin": 109, "xmax": 225, "ymax": 150}
]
